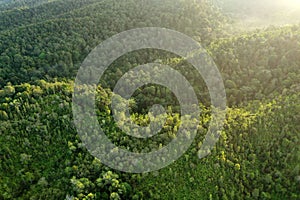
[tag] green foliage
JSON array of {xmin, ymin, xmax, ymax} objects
[
  {"xmin": 0, "ymin": 81, "xmax": 299, "ymax": 199},
  {"xmin": 0, "ymin": 0, "xmax": 227, "ymax": 88},
  {"xmin": 0, "ymin": 81, "xmax": 135, "ymax": 199},
  {"xmin": 0, "ymin": 1, "xmax": 300, "ymax": 199}
]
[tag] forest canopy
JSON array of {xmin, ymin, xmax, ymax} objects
[{"xmin": 0, "ymin": 0, "xmax": 299, "ymax": 199}]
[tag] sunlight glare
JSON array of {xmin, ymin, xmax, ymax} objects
[{"xmin": 286, "ymin": 0, "xmax": 300, "ymax": 7}]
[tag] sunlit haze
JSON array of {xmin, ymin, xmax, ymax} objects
[{"xmin": 215, "ymin": 0, "xmax": 300, "ymax": 28}]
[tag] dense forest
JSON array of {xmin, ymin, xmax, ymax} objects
[{"xmin": 0, "ymin": 0, "xmax": 299, "ymax": 199}]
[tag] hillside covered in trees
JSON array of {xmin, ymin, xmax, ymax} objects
[{"xmin": 0, "ymin": 0, "xmax": 299, "ymax": 199}]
